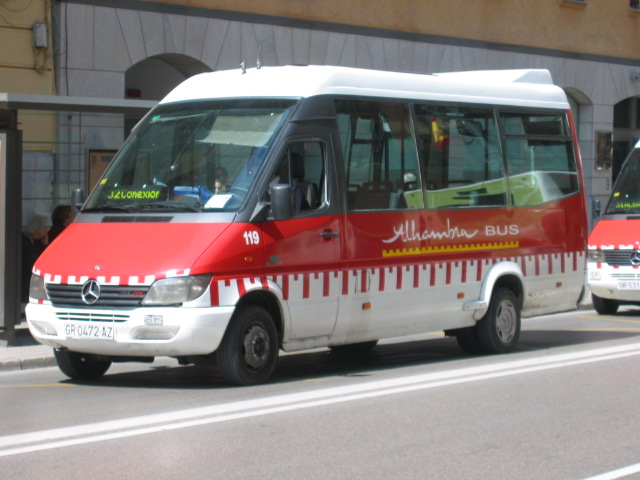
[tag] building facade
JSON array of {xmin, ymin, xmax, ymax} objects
[
  {"xmin": 15, "ymin": 0, "xmax": 640, "ymax": 225},
  {"xmin": 0, "ymin": 0, "xmax": 56, "ymax": 220}
]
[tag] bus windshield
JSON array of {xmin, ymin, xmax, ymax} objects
[
  {"xmin": 84, "ymin": 99, "xmax": 296, "ymax": 213},
  {"xmin": 605, "ymin": 148, "xmax": 640, "ymax": 214}
]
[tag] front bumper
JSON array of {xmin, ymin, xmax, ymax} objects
[
  {"xmin": 25, "ymin": 302, "xmax": 235, "ymax": 357},
  {"xmin": 588, "ymin": 264, "xmax": 640, "ymax": 302}
]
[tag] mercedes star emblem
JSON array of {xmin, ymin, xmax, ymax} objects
[{"xmin": 81, "ymin": 279, "xmax": 101, "ymax": 305}]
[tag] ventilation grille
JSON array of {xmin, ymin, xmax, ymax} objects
[
  {"xmin": 46, "ymin": 284, "xmax": 150, "ymax": 308},
  {"xmin": 603, "ymin": 250, "xmax": 640, "ymax": 267},
  {"xmin": 55, "ymin": 311, "xmax": 130, "ymax": 323}
]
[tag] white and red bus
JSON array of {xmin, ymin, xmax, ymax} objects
[
  {"xmin": 26, "ymin": 66, "xmax": 588, "ymax": 385},
  {"xmin": 588, "ymin": 139, "xmax": 640, "ymax": 314}
]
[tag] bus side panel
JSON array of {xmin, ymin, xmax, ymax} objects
[{"xmin": 331, "ymin": 198, "xmax": 586, "ymax": 344}]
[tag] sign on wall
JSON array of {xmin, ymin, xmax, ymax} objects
[
  {"xmin": 88, "ymin": 150, "xmax": 117, "ymax": 194},
  {"xmin": 595, "ymin": 130, "xmax": 613, "ymax": 171}
]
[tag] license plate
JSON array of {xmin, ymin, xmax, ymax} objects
[
  {"xmin": 65, "ymin": 323, "xmax": 115, "ymax": 340},
  {"xmin": 618, "ymin": 281, "xmax": 640, "ymax": 290}
]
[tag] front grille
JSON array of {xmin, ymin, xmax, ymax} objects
[
  {"xmin": 611, "ymin": 273, "xmax": 640, "ymax": 280},
  {"xmin": 46, "ymin": 284, "xmax": 150, "ymax": 308},
  {"xmin": 56, "ymin": 311, "xmax": 130, "ymax": 322},
  {"xmin": 603, "ymin": 249, "xmax": 640, "ymax": 267}
]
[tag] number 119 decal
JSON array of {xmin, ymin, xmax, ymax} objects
[{"xmin": 243, "ymin": 230, "xmax": 260, "ymax": 245}]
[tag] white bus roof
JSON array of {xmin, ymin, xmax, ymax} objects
[{"xmin": 160, "ymin": 65, "xmax": 570, "ymax": 110}]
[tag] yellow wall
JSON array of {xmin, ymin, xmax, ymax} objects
[
  {"xmin": 150, "ymin": 0, "xmax": 640, "ymax": 61},
  {"xmin": 0, "ymin": 0, "xmax": 55, "ymax": 151}
]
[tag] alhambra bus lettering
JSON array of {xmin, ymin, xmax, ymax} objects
[
  {"xmin": 383, "ymin": 219, "xmax": 479, "ymax": 244},
  {"xmin": 107, "ymin": 189, "xmax": 161, "ymax": 200},
  {"xmin": 485, "ymin": 224, "xmax": 519, "ymax": 236},
  {"xmin": 384, "ymin": 220, "xmax": 520, "ymax": 244}
]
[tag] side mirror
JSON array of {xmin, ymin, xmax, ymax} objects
[
  {"xmin": 72, "ymin": 188, "xmax": 85, "ymax": 209},
  {"xmin": 270, "ymin": 184, "xmax": 293, "ymax": 220}
]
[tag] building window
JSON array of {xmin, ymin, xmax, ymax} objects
[{"xmin": 558, "ymin": 0, "xmax": 588, "ymax": 9}]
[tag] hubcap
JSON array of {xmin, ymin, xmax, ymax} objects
[
  {"xmin": 242, "ymin": 324, "xmax": 270, "ymax": 370},
  {"xmin": 495, "ymin": 300, "xmax": 517, "ymax": 344}
]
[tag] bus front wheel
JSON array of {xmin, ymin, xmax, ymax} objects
[
  {"xmin": 216, "ymin": 305, "xmax": 279, "ymax": 385},
  {"xmin": 54, "ymin": 349, "xmax": 112, "ymax": 380},
  {"xmin": 592, "ymin": 294, "xmax": 619, "ymax": 315},
  {"xmin": 475, "ymin": 287, "xmax": 521, "ymax": 354}
]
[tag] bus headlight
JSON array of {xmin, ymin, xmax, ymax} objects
[
  {"xmin": 142, "ymin": 274, "xmax": 212, "ymax": 306},
  {"xmin": 29, "ymin": 274, "xmax": 49, "ymax": 301},
  {"xmin": 587, "ymin": 249, "xmax": 605, "ymax": 262}
]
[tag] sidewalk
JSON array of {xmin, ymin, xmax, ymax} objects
[{"xmin": 0, "ymin": 323, "xmax": 56, "ymax": 372}]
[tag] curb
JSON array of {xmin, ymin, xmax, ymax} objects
[{"xmin": 0, "ymin": 355, "xmax": 57, "ymax": 372}]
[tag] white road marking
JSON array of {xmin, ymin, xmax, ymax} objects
[
  {"xmin": 581, "ymin": 462, "xmax": 640, "ymax": 480},
  {"xmin": 2, "ymin": 342, "xmax": 640, "ymax": 457}
]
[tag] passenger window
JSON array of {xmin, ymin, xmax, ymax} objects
[
  {"xmin": 268, "ymin": 141, "xmax": 326, "ymax": 214},
  {"xmin": 336, "ymin": 100, "xmax": 423, "ymax": 210},
  {"xmin": 501, "ymin": 112, "xmax": 579, "ymax": 206},
  {"xmin": 415, "ymin": 104, "xmax": 507, "ymax": 209}
]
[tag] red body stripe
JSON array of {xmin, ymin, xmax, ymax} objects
[
  {"xmin": 303, "ymin": 273, "xmax": 310, "ymax": 299},
  {"xmin": 210, "ymin": 281, "xmax": 220, "ymax": 307},
  {"xmin": 323, "ymin": 271, "xmax": 330, "ymax": 297}
]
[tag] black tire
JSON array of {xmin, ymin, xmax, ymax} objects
[
  {"xmin": 54, "ymin": 349, "xmax": 112, "ymax": 380},
  {"xmin": 216, "ymin": 305, "xmax": 279, "ymax": 385},
  {"xmin": 453, "ymin": 327, "xmax": 483, "ymax": 354},
  {"xmin": 592, "ymin": 294, "xmax": 619, "ymax": 315},
  {"xmin": 475, "ymin": 287, "xmax": 520, "ymax": 353}
]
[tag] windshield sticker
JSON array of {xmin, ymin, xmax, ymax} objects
[
  {"xmin": 107, "ymin": 187, "xmax": 163, "ymax": 200},
  {"xmin": 205, "ymin": 194, "xmax": 232, "ymax": 209}
]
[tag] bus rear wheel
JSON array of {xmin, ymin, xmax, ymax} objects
[
  {"xmin": 475, "ymin": 287, "xmax": 520, "ymax": 354},
  {"xmin": 54, "ymin": 349, "xmax": 112, "ymax": 380},
  {"xmin": 453, "ymin": 327, "xmax": 483, "ymax": 354},
  {"xmin": 216, "ymin": 305, "xmax": 279, "ymax": 385},
  {"xmin": 592, "ymin": 294, "xmax": 619, "ymax": 315}
]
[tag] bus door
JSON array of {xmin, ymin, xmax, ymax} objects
[
  {"xmin": 333, "ymin": 100, "xmax": 428, "ymax": 338},
  {"xmin": 260, "ymin": 139, "xmax": 343, "ymax": 340}
]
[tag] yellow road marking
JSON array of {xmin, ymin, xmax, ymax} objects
[
  {"xmin": 565, "ymin": 328, "xmax": 640, "ymax": 332},
  {"xmin": 0, "ymin": 383, "xmax": 73, "ymax": 388},
  {"xmin": 578, "ymin": 314, "xmax": 640, "ymax": 324}
]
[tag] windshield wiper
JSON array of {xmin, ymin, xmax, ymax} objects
[
  {"xmin": 135, "ymin": 201, "xmax": 201, "ymax": 213},
  {"xmin": 81, "ymin": 206, "xmax": 132, "ymax": 213}
]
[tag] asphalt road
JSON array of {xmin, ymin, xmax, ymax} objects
[{"xmin": 1, "ymin": 308, "xmax": 640, "ymax": 480}]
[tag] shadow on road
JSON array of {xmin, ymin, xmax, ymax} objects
[{"xmin": 63, "ymin": 326, "xmax": 640, "ymax": 389}]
